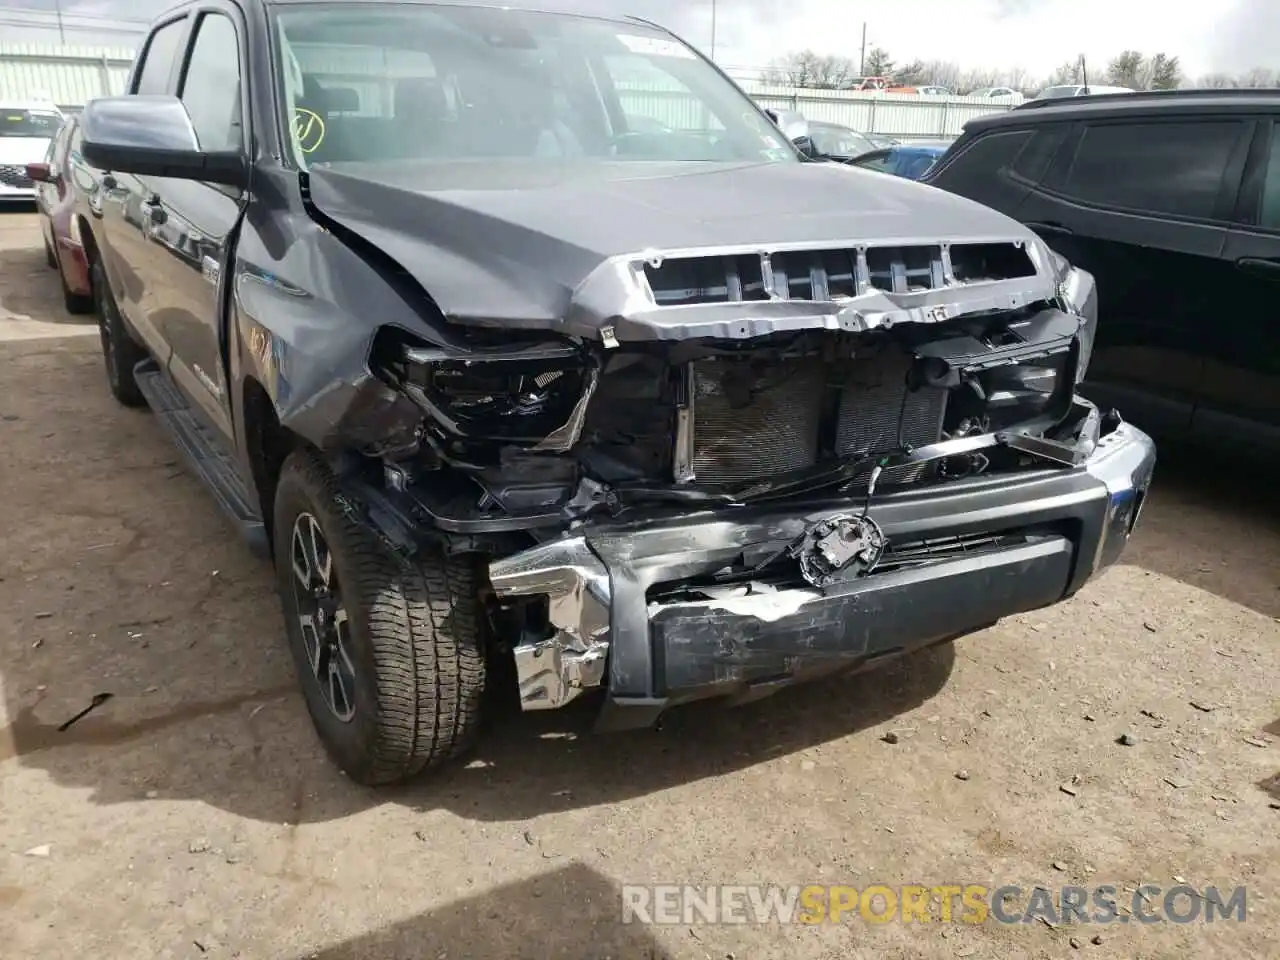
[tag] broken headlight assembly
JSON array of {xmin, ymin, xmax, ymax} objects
[
  {"xmin": 376, "ymin": 331, "xmax": 597, "ymax": 449},
  {"xmin": 410, "ymin": 359, "xmax": 588, "ymax": 442},
  {"xmin": 1045, "ymin": 245, "xmax": 1098, "ymax": 384},
  {"xmin": 978, "ymin": 352, "xmax": 1072, "ymax": 430}
]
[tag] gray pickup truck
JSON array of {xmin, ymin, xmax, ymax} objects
[{"xmin": 74, "ymin": 0, "xmax": 1155, "ymax": 785}]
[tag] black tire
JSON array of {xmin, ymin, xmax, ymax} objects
[
  {"xmin": 273, "ymin": 448, "xmax": 486, "ymax": 785},
  {"xmin": 92, "ymin": 258, "xmax": 147, "ymax": 407}
]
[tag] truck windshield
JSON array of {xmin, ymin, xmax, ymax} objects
[
  {"xmin": 271, "ymin": 3, "xmax": 797, "ymax": 168},
  {"xmin": 0, "ymin": 109, "xmax": 61, "ymax": 138}
]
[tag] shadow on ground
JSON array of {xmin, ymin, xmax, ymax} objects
[
  {"xmin": 294, "ymin": 863, "xmax": 674, "ymax": 959},
  {"xmin": 0, "ymin": 240, "xmax": 90, "ymax": 325},
  {"xmin": 1117, "ymin": 443, "xmax": 1280, "ymax": 619}
]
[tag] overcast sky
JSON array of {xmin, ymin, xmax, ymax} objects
[{"xmin": 6, "ymin": 0, "xmax": 1279, "ymax": 78}]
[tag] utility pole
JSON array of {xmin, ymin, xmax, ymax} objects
[
  {"xmin": 54, "ymin": 0, "xmax": 67, "ymax": 43},
  {"xmin": 859, "ymin": 22, "xmax": 867, "ymax": 76}
]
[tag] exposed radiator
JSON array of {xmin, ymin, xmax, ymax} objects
[
  {"xmin": 835, "ymin": 351, "xmax": 947, "ymax": 483},
  {"xmin": 690, "ymin": 358, "xmax": 824, "ymax": 484}
]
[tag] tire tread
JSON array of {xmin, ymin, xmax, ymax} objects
[{"xmin": 278, "ymin": 450, "xmax": 485, "ymax": 785}]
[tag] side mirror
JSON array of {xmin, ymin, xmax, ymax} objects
[
  {"xmin": 80, "ymin": 94, "xmax": 247, "ymax": 188},
  {"xmin": 25, "ymin": 161, "xmax": 54, "ymax": 183},
  {"xmin": 763, "ymin": 108, "xmax": 810, "ymax": 146},
  {"xmin": 791, "ymin": 135, "xmax": 819, "ymax": 159}
]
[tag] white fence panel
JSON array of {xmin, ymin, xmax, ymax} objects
[
  {"xmin": 0, "ymin": 43, "xmax": 135, "ymax": 110},
  {"xmin": 738, "ymin": 82, "xmax": 1012, "ymax": 138}
]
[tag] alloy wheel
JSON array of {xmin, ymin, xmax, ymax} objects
[{"xmin": 290, "ymin": 512, "xmax": 357, "ymax": 722}]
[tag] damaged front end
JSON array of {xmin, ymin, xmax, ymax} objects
[{"xmin": 353, "ymin": 232, "xmax": 1151, "ymax": 724}]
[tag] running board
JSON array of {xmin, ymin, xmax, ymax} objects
[{"xmin": 133, "ymin": 359, "xmax": 270, "ymax": 558}]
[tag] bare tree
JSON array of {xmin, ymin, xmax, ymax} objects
[
  {"xmin": 959, "ymin": 68, "xmax": 1000, "ymax": 92},
  {"xmin": 1044, "ymin": 61, "xmax": 1080, "ymax": 87},
  {"xmin": 923, "ymin": 60, "xmax": 963, "ymax": 89},
  {"xmin": 762, "ymin": 50, "xmax": 857, "ymax": 88},
  {"xmin": 753, "ymin": 46, "xmax": 1198, "ymax": 95},
  {"xmin": 1238, "ymin": 67, "xmax": 1278, "ymax": 87},
  {"xmin": 895, "ymin": 59, "xmax": 928, "ymax": 86},
  {"xmin": 1195, "ymin": 72, "xmax": 1239, "ymax": 89},
  {"xmin": 1005, "ymin": 65, "xmax": 1030, "ymax": 92}
]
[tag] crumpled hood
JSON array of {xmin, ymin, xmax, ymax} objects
[
  {"xmin": 0, "ymin": 137, "xmax": 51, "ymax": 165},
  {"xmin": 305, "ymin": 158, "xmax": 1047, "ymax": 336}
]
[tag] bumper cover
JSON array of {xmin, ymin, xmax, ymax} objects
[{"xmin": 489, "ymin": 422, "xmax": 1155, "ymax": 729}]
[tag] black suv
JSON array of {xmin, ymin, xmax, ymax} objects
[{"xmin": 923, "ymin": 90, "xmax": 1280, "ymax": 454}]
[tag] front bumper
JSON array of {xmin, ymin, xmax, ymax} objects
[{"xmin": 489, "ymin": 421, "xmax": 1155, "ymax": 729}]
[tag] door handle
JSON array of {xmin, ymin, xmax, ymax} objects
[
  {"xmin": 1025, "ymin": 221, "xmax": 1074, "ymax": 237},
  {"xmin": 1235, "ymin": 257, "xmax": 1280, "ymax": 281}
]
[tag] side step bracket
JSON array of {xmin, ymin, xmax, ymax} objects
[{"xmin": 133, "ymin": 358, "xmax": 270, "ymax": 558}]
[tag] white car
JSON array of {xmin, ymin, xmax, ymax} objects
[
  {"xmin": 1034, "ymin": 84, "xmax": 1135, "ymax": 100},
  {"xmin": 966, "ymin": 87, "xmax": 1026, "ymax": 104},
  {"xmin": 0, "ymin": 101, "xmax": 65, "ymax": 201}
]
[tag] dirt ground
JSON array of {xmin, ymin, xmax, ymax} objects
[{"xmin": 0, "ymin": 210, "xmax": 1277, "ymax": 960}]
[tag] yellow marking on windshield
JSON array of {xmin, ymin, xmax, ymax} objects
[{"xmin": 293, "ymin": 108, "xmax": 325, "ymax": 154}]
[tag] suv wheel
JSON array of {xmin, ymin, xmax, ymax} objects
[
  {"xmin": 93, "ymin": 258, "xmax": 147, "ymax": 407},
  {"xmin": 273, "ymin": 449, "xmax": 486, "ymax": 785}
]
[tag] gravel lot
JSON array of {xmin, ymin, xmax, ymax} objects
[{"xmin": 1, "ymin": 210, "xmax": 1277, "ymax": 960}]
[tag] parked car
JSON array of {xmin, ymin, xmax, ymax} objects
[
  {"xmin": 842, "ymin": 76, "xmax": 892, "ymax": 91},
  {"xmin": 1030, "ymin": 84, "xmax": 1134, "ymax": 101},
  {"xmin": 76, "ymin": 0, "xmax": 1153, "ymax": 785},
  {"xmin": 922, "ymin": 88, "xmax": 1280, "ymax": 454},
  {"xmin": 917, "ymin": 86, "xmax": 953, "ymax": 97},
  {"xmin": 848, "ymin": 141, "xmax": 951, "ymax": 179},
  {"xmin": 0, "ymin": 101, "xmax": 64, "ymax": 203},
  {"xmin": 966, "ymin": 87, "xmax": 1025, "ymax": 104},
  {"xmin": 27, "ymin": 114, "xmax": 95, "ymax": 313}
]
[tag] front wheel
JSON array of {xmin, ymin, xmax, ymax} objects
[
  {"xmin": 273, "ymin": 449, "xmax": 487, "ymax": 785},
  {"xmin": 92, "ymin": 258, "xmax": 147, "ymax": 407}
]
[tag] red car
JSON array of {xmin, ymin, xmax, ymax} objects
[{"xmin": 26, "ymin": 114, "xmax": 94, "ymax": 314}]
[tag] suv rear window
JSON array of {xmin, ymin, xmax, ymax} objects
[{"xmin": 1061, "ymin": 120, "xmax": 1244, "ymax": 219}]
